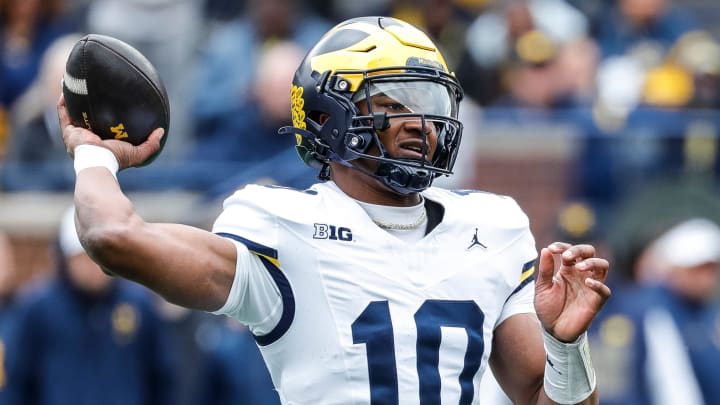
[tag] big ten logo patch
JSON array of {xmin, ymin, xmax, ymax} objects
[{"xmin": 313, "ymin": 224, "xmax": 353, "ymax": 241}]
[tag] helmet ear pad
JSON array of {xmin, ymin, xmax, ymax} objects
[
  {"xmin": 431, "ymin": 121, "xmax": 462, "ymax": 175},
  {"xmin": 311, "ymin": 89, "xmax": 374, "ymax": 161}
]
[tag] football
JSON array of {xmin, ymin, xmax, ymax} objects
[{"xmin": 62, "ymin": 34, "xmax": 169, "ymax": 160}]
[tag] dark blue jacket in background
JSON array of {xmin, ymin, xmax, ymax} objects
[
  {"xmin": 0, "ymin": 277, "xmax": 177, "ymax": 405},
  {"xmin": 193, "ymin": 320, "xmax": 280, "ymax": 405}
]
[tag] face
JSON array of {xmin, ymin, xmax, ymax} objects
[
  {"xmin": 66, "ymin": 253, "xmax": 113, "ymax": 294},
  {"xmin": 326, "ymin": 78, "xmax": 459, "ymax": 203},
  {"xmin": 667, "ymin": 261, "xmax": 720, "ymax": 303},
  {"xmin": 620, "ymin": 0, "xmax": 667, "ymax": 24},
  {"xmin": 356, "ymin": 93, "xmax": 439, "ymax": 166}
]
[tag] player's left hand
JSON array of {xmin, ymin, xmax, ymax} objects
[{"xmin": 534, "ymin": 242, "xmax": 611, "ymax": 342}]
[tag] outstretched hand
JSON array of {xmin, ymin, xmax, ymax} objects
[
  {"xmin": 534, "ymin": 242, "xmax": 611, "ymax": 342},
  {"xmin": 57, "ymin": 95, "xmax": 164, "ymax": 169}
]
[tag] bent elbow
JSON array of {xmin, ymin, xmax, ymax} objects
[{"xmin": 81, "ymin": 221, "xmax": 136, "ymax": 264}]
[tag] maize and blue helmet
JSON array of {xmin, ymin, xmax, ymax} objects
[{"xmin": 282, "ymin": 16, "xmax": 464, "ymax": 194}]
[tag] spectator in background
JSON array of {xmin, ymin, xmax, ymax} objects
[
  {"xmin": 192, "ymin": 319, "xmax": 281, "ymax": 405},
  {"xmin": 190, "ymin": 0, "xmax": 331, "ymax": 132},
  {"xmin": 0, "ymin": 0, "xmax": 81, "ymax": 156},
  {"xmin": 2, "ymin": 206, "xmax": 177, "ymax": 405},
  {"xmin": 0, "ymin": 0, "xmax": 79, "ymax": 107},
  {"xmin": 586, "ymin": 180, "xmax": 720, "ymax": 405},
  {"xmin": 191, "ymin": 40, "xmax": 306, "ymax": 164},
  {"xmin": 84, "ymin": 0, "xmax": 205, "ymax": 160},
  {"xmin": 569, "ymin": 29, "xmax": 720, "ymax": 221},
  {"xmin": 389, "ymin": 0, "xmax": 476, "ymax": 70},
  {"xmin": 584, "ymin": 0, "xmax": 701, "ymax": 128},
  {"xmin": 0, "ymin": 33, "xmax": 81, "ymax": 191},
  {"xmin": 0, "ymin": 231, "xmax": 19, "ymax": 395},
  {"xmin": 654, "ymin": 30, "xmax": 720, "ymax": 110},
  {"xmin": 331, "ymin": 0, "xmax": 389, "ymax": 21},
  {"xmin": 457, "ymin": 0, "xmax": 591, "ymax": 106},
  {"xmin": 591, "ymin": 0, "xmax": 699, "ymax": 59},
  {"xmin": 491, "ymin": 30, "xmax": 598, "ymax": 112},
  {"xmin": 189, "ymin": 39, "xmax": 317, "ymax": 199},
  {"xmin": 632, "ymin": 218, "xmax": 720, "ymax": 405},
  {"xmin": 589, "ymin": 218, "xmax": 720, "ymax": 405},
  {"xmin": 152, "ymin": 300, "xmax": 225, "ymax": 405}
]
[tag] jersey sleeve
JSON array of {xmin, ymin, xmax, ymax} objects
[
  {"xmin": 484, "ymin": 194, "xmax": 538, "ymax": 328},
  {"xmin": 496, "ymin": 278, "xmax": 535, "ymax": 327},
  {"xmin": 210, "ymin": 186, "xmax": 286, "ymax": 335},
  {"xmin": 211, "ymin": 241, "xmax": 283, "ymax": 335}
]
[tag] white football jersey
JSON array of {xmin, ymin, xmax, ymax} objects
[{"xmin": 212, "ymin": 181, "xmax": 537, "ymax": 404}]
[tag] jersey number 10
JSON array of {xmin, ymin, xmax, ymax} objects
[{"xmin": 352, "ymin": 300, "xmax": 485, "ymax": 404}]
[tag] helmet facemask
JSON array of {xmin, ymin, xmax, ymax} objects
[{"xmin": 324, "ymin": 67, "xmax": 464, "ymax": 194}]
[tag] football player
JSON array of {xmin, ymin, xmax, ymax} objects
[{"xmin": 58, "ymin": 16, "xmax": 610, "ymax": 404}]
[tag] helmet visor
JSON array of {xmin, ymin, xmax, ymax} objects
[{"xmin": 353, "ymin": 80, "xmax": 459, "ymax": 117}]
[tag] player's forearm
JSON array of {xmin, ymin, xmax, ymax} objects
[
  {"xmin": 74, "ymin": 167, "xmax": 139, "ymax": 268},
  {"xmin": 75, "ymin": 169, "xmax": 235, "ymax": 310}
]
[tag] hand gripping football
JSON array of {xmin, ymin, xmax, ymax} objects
[{"xmin": 62, "ymin": 34, "xmax": 169, "ymax": 161}]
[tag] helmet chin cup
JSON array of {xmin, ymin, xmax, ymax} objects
[{"xmin": 375, "ymin": 161, "xmax": 433, "ymax": 194}]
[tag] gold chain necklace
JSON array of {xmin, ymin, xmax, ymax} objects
[{"xmin": 373, "ymin": 209, "xmax": 427, "ymax": 231}]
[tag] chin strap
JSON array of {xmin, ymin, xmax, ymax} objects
[
  {"xmin": 375, "ymin": 161, "xmax": 433, "ymax": 194},
  {"xmin": 280, "ymin": 125, "xmax": 434, "ymax": 194}
]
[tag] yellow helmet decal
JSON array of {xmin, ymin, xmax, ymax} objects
[
  {"xmin": 290, "ymin": 84, "xmax": 306, "ymax": 144},
  {"xmin": 308, "ymin": 19, "xmax": 451, "ymax": 92}
]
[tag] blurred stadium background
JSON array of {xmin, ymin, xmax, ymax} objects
[
  {"xmin": 3, "ymin": 0, "xmax": 720, "ymax": 403},
  {"xmin": 3, "ymin": 0, "xmax": 720, "ymax": 283}
]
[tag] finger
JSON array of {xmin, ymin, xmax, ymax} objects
[
  {"xmin": 148, "ymin": 127, "xmax": 165, "ymax": 143},
  {"xmin": 546, "ymin": 241, "xmax": 571, "ymax": 254},
  {"xmin": 57, "ymin": 94, "xmax": 71, "ymax": 128},
  {"xmin": 560, "ymin": 244, "xmax": 597, "ymax": 265},
  {"xmin": 132, "ymin": 128, "xmax": 164, "ymax": 162},
  {"xmin": 536, "ymin": 248, "xmax": 556, "ymax": 289},
  {"xmin": 584, "ymin": 278, "xmax": 612, "ymax": 301},
  {"xmin": 141, "ymin": 128, "xmax": 164, "ymax": 151},
  {"xmin": 575, "ymin": 257, "xmax": 609, "ymax": 276}
]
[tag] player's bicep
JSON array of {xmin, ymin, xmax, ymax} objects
[
  {"xmin": 102, "ymin": 221, "xmax": 237, "ymax": 311},
  {"xmin": 489, "ymin": 313, "xmax": 546, "ymax": 405}
]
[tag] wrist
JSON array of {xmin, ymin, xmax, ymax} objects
[
  {"xmin": 542, "ymin": 328, "xmax": 596, "ymax": 404},
  {"xmin": 74, "ymin": 144, "xmax": 119, "ymax": 180}
]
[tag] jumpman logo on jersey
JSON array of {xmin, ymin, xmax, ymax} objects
[{"xmin": 467, "ymin": 228, "xmax": 487, "ymax": 250}]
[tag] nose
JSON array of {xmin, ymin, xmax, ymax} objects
[{"xmin": 402, "ymin": 116, "xmax": 435, "ymax": 137}]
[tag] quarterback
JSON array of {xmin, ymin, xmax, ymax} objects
[{"xmin": 58, "ymin": 17, "xmax": 610, "ymax": 404}]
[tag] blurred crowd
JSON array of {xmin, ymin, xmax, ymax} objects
[{"xmin": 2, "ymin": 0, "xmax": 720, "ymax": 404}]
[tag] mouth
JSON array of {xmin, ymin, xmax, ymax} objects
[{"xmin": 398, "ymin": 141, "xmax": 427, "ymax": 159}]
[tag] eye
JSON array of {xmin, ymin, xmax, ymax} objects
[
  {"xmin": 382, "ymin": 102, "xmax": 406, "ymax": 112},
  {"xmin": 371, "ymin": 95, "xmax": 411, "ymax": 113},
  {"xmin": 375, "ymin": 101, "xmax": 411, "ymax": 114}
]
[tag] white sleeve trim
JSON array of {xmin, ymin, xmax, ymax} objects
[
  {"xmin": 496, "ymin": 280, "xmax": 535, "ymax": 327},
  {"xmin": 211, "ymin": 240, "xmax": 283, "ymax": 334}
]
